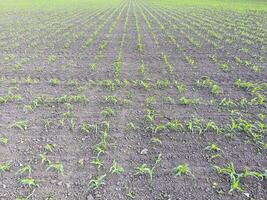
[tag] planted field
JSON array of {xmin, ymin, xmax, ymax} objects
[{"xmin": 0, "ymin": 0, "xmax": 266, "ymax": 199}]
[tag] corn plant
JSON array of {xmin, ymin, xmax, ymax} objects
[
  {"xmin": 174, "ymin": 81, "xmax": 185, "ymax": 93},
  {"xmin": 186, "ymin": 118, "xmax": 204, "ymax": 134},
  {"xmin": 155, "ymin": 79, "xmax": 170, "ymax": 89},
  {"xmin": 103, "ymin": 95, "xmax": 118, "ymax": 105},
  {"xmin": 46, "ymin": 162, "xmax": 64, "ymax": 176},
  {"xmin": 174, "ymin": 164, "xmax": 195, "ymax": 179},
  {"xmin": 125, "ymin": 186, "xmax": 135, "ymax": 199},
  {"xmin": 43, "ymin": 119, "xmax": 53, "ymax": 130},
  {"xmin": 151, "ymin": 137, "xmax": 162, "ymax": 144},
  {"xmin": 40, "ymin": 153, "xmax": 50, "ymax": 165},
  {"xmin": 185, "ymin": 56, "xmax": 196, "ymax": 66},
  {"xmin": 136, "ymin": 154, "xmax": 161, "ymax": 180},
  {"xmin": 101, "ymin": 107, "xmax": 115, "ymax": 118},
  {"xmin": 205, "ymin": 144, "xmax": 221, "ymax": 152},
  {"xmin": 80, "ymin": 122, "xmax": 97, "ymax": 134},
  {"xmin": 114, "ymin": 57, "xmax": 122, "ymax": 79},
  {"xmin": 139, "ymin": 61, "xmax": 145, "ymax": 77},
  {"xmin": 91, "ymin": 157, "xmax": 104, "ymax": 170},
  {"xmin": 10, "ymin": 120, "xmax": 29, "ymax": 130},
  {"xmin": 154, "ymin": 124, "xmax": 166, "ymax": 133},
  {"xmin": 110, "ymin": 160, "xmax": 124, "ymax": 174},
  {"xmin": 220, "ymin": 63, "xmax": 230, "ymax": 72},
  {"xmin": 0, "ymin": 161, "xmax": 11, "ymax": 174},
  {"xmin": 19, "ymin": 178, "xmax": 39, "ymax": 187},
  {"xmin": 45, "ymin": 143, "xmax": 54, "ymax": 153},
  {"xmin": 17, "ymin": 165, "xmax": 32, "ymax": 176},
  {"xmin": 179, "ymin": 96, "xmax": 201, "ymax": 105},
  {"xmin": 162, "ymin": 53, "xmax": 173, "ymax": 74},
  {"xmin": 136, "ymin": 164, "xmax": 154, "ymax": 180},
  {"xmin": 23, "ymin": 75, "xmax": 39, "ymax": 84},
  {"xmin": 197, "ymin": 76, "xmax": 222, "ymax": 95},
  {"xmin": 48, "ymin": 55, "xmax": 57, "ymax": 63},
  {"xmin": 49, "ymin": 78, "xmax": 61, "ymax": 86},
  {"xmin": 0, "ymin": 136, "xmax": 8, "ymax": 145},
  {"xmin": 214, "ymin": 162, "xmax": 265, "ymax": 194},
  {"xmin": 87, "ymin": 174, "xmax": 106, "ymax": 191}
]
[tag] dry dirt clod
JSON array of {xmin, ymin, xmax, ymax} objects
[{"xmin": 140, "ymin": 148, "xmax": 148, "ymax": 155}]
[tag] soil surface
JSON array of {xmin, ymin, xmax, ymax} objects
[{"xmin": 0, "ymin": 0, "xmax": 266, "ymax": 200}]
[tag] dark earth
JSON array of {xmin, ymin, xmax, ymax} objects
[{"xmin": 0, "ymin": 0, "xmax": 266, "ymax": 199}]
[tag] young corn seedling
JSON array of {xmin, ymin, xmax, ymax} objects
[
  {"xmin": 186, "ymin": 118, "xmax": 204, "ymax": 134},
  {"xmin": 40, "ymin": 153, "xmax": 51, "ymax": 165},
  {"xmin": 69, "ymin": 119, "xmax": 76, "ymax": 131},
  {"xmin": 214, "ymin": 163, "xmax": 266, "ymax": 194},
  {"xmin": 139, "ymin": 61, "xmax": 145, "ymax": 77},
  {"xmin": 211, "ymin": 84, "xmax": 223, "ymax": 95},
  {"xmin": 174, "ymin": 81, "xmax": 185, "ymax": 93},
  {"xmin": 219, "ymin": 98, "xmax": 237, "ymax": 110},
  {"xmin": 110, "ymin": 160, "xmax": 124, "ymax": 174},
  {"xmin": 214, "ymin": 163, "xmax": 244, "ymax": 193},
  {"xmin": 162, "ymin": 53, "xmax": 173, "ymax": 74},
  {"xmin": 45, "ymin": 143, "xmax": 54, "ymax": 153},
  {"xmin": 46, "ymin": 162, "xmax": 64, "ymax": 176},
  {"xmin": 0, "ymin": 88, "xmax": 22, "ymax": 105},
  {"xmin": 205, "ymin": 120, "xmax": 222, "ymax": 134},
  {"xmin": 43, "ymin": 119, "xmax": 53, "ymax": 130},
  {"xmin": 243, "ymin": 168, "xmax": 265, "ymax": 180},
  {"xmin": 166, "ymin": 96, "xmax": 175, "ymax": 104},
  {"xmin": 80, "ymin": 123, "xmax": 98, "ymax": 134},
  {"xmin": 101, "ymin": 107, "xmax": 115, "ymax": 118},
  {"xmin": 205, "ymin": 144, "xmax": 221, "ymax": 152},
  {"xmin": 151, "ymin": 137, "xmax": 162, "ymax": 144},
  {"xmin": 166, "ymin": 119, "xmax": 183, "ymax": 132},
  {"xmin": 205, "ymin": 143, "xmax": 223, "ymax": 160},
  {"xmin": 94, "ymin": 129, "xmax": 109, "ymax": 156},
  {"xmin": 103, "ymin": 95, "xmax": 118, "ymax": 105},
  {"xmin": 79, "ymin": 159, "xmax": 85, "ymax": 168},
  {"xmin": 174, "ymin": 164, "xmax": 195, "ymax": 179},
  {"xmin": 0, "ymin": 161, "xmax": 11, "ymax": 174},
  {"xmin": 19, "ymin": 178, "xmax": 39, "ymax": 187},
  {"xmin": 10, "ymin": 120, "xmax": 29, "ymax": 130},
  {"xmin": 91, "ymin": 157, "xmax": 104, "ymax": 170},
  {"xmin": 17, "ymin": 165, "xmax": 32, "ymax": 176},
  {"xmin": 220, "ymin": 63, "xmax": 230, "ymax": 72},
  {"xmin": 136, "ymin": 164, "xmax": 154, "ymax": 180},
  {"xmin": 24, "ymin": 96, "xmax": 47, "ymax": 113},
  {"xmin": 89, "ymin": 63, "xmax": 97, "ymax": 71},
  {"xmin": 100, "ymin": 79, "xmax": 116, "ymax": 91},
  {"xmin": 59, "ymin": 118, "xmax": 65, "ymax": 128},
  {"xmin": 196, "ymin": 76, "xmax": 222, "ymax": 95},
  {"xmin": 68, "ymin": 79, "xmax": 78, "ymax": 86},
  {"xmin": 154, "ymin": 124, "xmax": 166, "ymax": 133},
  {"xmin": 23, "ymin": 75, "xmax": 39, "ymax": 84},
  {"xmin": 14, "ymin": 62, "xmax": 22, "ymax": 71},
  {"xmin": 128, "ymin": 122, "xmax": 136, "ymax": 130},
  {"xmin": 155, "ymin": 79, "xmax": 170, "ymax": 89},
  {"xmin": 144, "ymin": 108, "xmax": 158, "ymax": 129},
  {"xmin": 48, "ymin": 55, "xmax": 57, "ymax": 63},
  {"xmin": 0, "ymin": 136, "xmax": 8, "ymax": 145},
  {"xmin": 49, "ymin": 78, "xmax": 61, "ymax": 86},
  {"xmin": 179, "ymin": 97, "xmax": 201, "ymax": 105},
  {"xmin": 185, "ymin": 56, "xmax": 196, "ymax": 66},
  {"xmin": 145, "ymin": 96, "xmax": 155, "ymax": 108},
  {"xmin": 209, "ymin": 55, "xmax": 218, "ymax": 63},
  {"xmin": 136, "ymin": 154, "xmax": 161, "ymax": 180},
  {"xmin": 114, "ymin": 57, "xmax": 122, "ymax": 79},
  {"xmin": 132, "ymin": 80, "xmax": 150, "ymax": 91},
  {"xmin": 124, "ymin": 186, "xmax": 135, "ymax": 199},
  {"xmin": 87, "ymin": 174, "xmax": 106, "ymax": 191}
]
